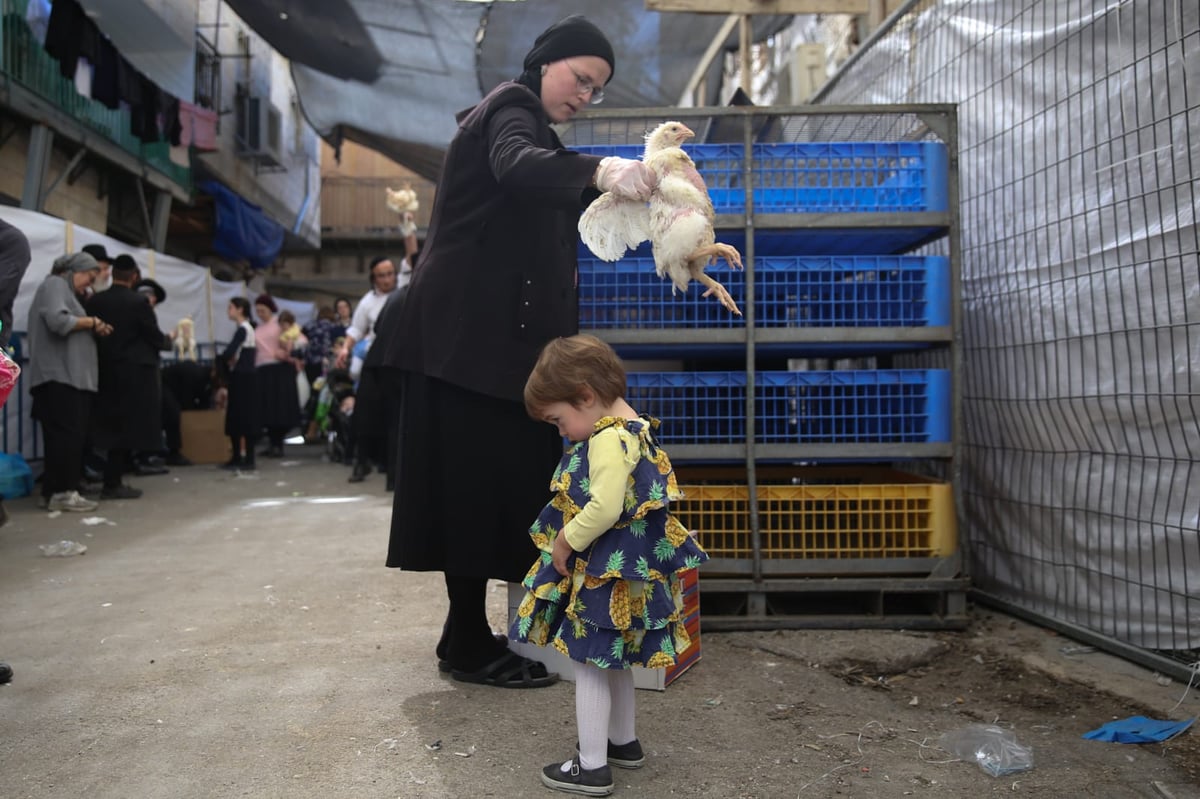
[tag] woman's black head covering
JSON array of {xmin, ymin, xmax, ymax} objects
[{"xmin": 515, "ymin": 15, "xmax": 614, "ymax": 96}]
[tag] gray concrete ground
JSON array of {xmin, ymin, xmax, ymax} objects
[{"xmin": 1, "ymin": 447, "xmax": 1197, "ymax": 798}]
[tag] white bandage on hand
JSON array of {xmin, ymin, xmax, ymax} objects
[
  {"xmin": 398, "ymin": 211, "xmax": 417, "ymax": 238},
  {"xmin": 595, "ymin": 156, "xmax": 657, "ymax": 201}
]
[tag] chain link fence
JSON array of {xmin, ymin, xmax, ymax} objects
[{"xmin": 811, "ymin": 0, "xmax": 1199, "ymax": 679}]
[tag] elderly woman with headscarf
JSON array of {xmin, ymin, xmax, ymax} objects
[
  {"xmin": 25, "ymin": 252, "xmax": 112, "ymax": 512},
  {"xmin": 252, "ymin": 294, "xmax": 299, "ymax": 458},
  {"xmin": 379, "ymin": 15, "xmax": 656, "ymax": 693}
]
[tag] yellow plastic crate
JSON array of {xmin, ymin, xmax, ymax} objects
[{"xmin": 673, "ymin": 469, "xmax": 956, "ymax": 561}]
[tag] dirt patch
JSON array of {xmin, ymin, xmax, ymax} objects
[{"xmin": 690, "ymin": 624, "xmax": 1200, "ymax": 798}]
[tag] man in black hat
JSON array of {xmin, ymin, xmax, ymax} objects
[
  {"xmin": 80, "ymin": 243, "xmax": 113, "ymax": 297},
  {"xmin": 130, "ymin": 277, "xmax": 199, "ymax": 469},
  {"xmin": 87, "ymin": 255, "xmax": 172, "ymax": 498},
  {"xmin": 134, "ymin": 278, "xmax": 166, "ymax": 307}
]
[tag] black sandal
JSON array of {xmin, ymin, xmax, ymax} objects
[
  {"xmin": 450, "ymin": 649, "xmax": 559, "ymax": 689},
  {"xmin": 437, "ymin": 633, "xmax": 508, "ymax": 674}
]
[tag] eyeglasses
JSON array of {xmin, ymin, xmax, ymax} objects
[{"xmin": 566, "ymin": 59, "xmax": 605, "ymax": 105}]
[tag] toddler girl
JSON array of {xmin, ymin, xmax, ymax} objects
[{"xmin": 511, "ymin": 334, "xmax": 707, "ymax": 796}]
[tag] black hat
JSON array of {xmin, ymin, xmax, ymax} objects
[
  {"xmin": 112, "ymin": 254, "xmax": 139, "ymax": 277},
  {"xmin": 134, "ymin": 278, "xmax": 166, "ymax": 305},
  {"xmin": 522, "ymin": 15, "xmax": 614, "ymax": 83},
  {"xmin": 81, "ymin": 243, "xmax": 112, "ymax": 264}
]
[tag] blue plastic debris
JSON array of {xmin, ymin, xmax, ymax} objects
[{"xmin": 1082, "ymin": 716, "xmax": 1195, "ymax": 743}]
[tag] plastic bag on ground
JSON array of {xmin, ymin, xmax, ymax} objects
[
  {"xmin": 39, "ymin": 540, "xmax": 87, "ymax": 557},
  {"xmin": 938, "ymin": 723, "xmax": 1034, "ymax": 777}
]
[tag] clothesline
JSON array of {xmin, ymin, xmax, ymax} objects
[{"xmin": 28, "ymin": 0, "xmax": 217, "ymax": 152}]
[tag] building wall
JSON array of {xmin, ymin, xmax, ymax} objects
[
  {"xmin": 318, "ymin": 139, "xmax": 436, "ymax": 236},
  {"xmin": 320, "ymin": 139, "xmax": 413, "ymax": 179},
  {"xmin": 268, "ymin": 139, "xmax": 431, "ymax": 294},
  {"xmin": 194, "ymin": 0, "xmax": 323, "ymax": 248},
  {"xmin": 0, "ymin": 128, "xmax": 108, "ymax": 234},
  {"xmin": 272, "ymin": 246, "xmax": 406, "ymax": 294}
]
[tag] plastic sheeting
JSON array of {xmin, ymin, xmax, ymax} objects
[
  {"xmin": 200, "ymin": 181, "xmax": 285, "ymax": 271},
  {"xmin": 813, "ymin": 1, "xmax": 1200, "ymax": 650},
  {"xmin": 286, "ymin": 0, "xmax": 790, "ymax": 179}
]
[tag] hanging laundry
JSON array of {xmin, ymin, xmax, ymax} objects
[
  {"xmin": 90, "ymin": 38, "xmax": 120, "ymax": 109},
  {"xmin": 179, "ymin": 102, "xmax": 219, "ymax": 152},
  {"xmin": 74, "ymin": 58, "xmax": 94, "ymax": 99},
  {"xmin": 163, "ymin": 97, "xmax": 182, "ymax": 147},
  {"xmin": 42, "ymin": 0, "xmax": 88, "ymax": 79},
  {"xmin": 25, "ymin": 0, "xmax": 51, "ymax": 45}
]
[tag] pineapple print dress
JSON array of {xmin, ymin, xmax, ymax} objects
[{"xmin": 510, "ymin": 416, "xmax": 707, "ymax": 670}]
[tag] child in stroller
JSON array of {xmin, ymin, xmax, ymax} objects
[{"xmin": 313, "ymin": 367, "xmax": 357, "ymax": 464}]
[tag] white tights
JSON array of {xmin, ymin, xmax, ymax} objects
[{"xmin": 574, "ymin": 663, "xmax": 636, "ymax": 770}]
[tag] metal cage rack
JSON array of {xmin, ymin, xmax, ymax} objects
[{"xmin": 562, "ymin": 103, "xmax": 966, "ymax": 630}]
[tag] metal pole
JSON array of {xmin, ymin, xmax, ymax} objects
[
  {"xmin": 21, "ymin": 124, "xmax": 53, "ymax": 211},
  {"xmin": 738, "ymin": 15, "xmax": 752, "ymax": 97},
  {"xmin": 151, "ymin": 190, "xmax": 172, "ymax": 253}
]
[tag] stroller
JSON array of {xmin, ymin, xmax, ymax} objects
[{"xmin": 313, "ymin": 367, "xmax": 357, "ymax": 464}]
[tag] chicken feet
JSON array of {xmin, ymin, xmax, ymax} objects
[{"xmin": 689, "ymin": 242, "xmax": 745, "ymax": 316}]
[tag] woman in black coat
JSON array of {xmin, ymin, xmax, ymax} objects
[
  {"xmin": 219, "ymin": 297, "xmax": 259, "ymax": 470},
  {"xmin": 381, "ymin": 15, "xmax": 655, "ymax": 688}
]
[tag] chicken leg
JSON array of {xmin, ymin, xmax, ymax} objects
[{"xmin": 688, "ymin": 243, "xmax": 745, "ymax": 316}]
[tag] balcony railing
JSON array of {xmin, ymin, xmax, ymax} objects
[
  {"xmin": 0, "ymin": 0, "xmax": 190, "ymax": 190},
  {"xmin": 321, "ymin": 176, "xmax": 435, "ymax": 239}
]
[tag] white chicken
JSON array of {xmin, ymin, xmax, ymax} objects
[
  {"xmin": 579, "ymin": 121, "xmax": 744, "ymax": 315},
  {"xmin": 385, "ymin": 183, "xmax": 419, "ymax": 237}
]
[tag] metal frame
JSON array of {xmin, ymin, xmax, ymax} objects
[{"xmin": 566, "ymin": 103, "xmax": 963, "ymax": 627}]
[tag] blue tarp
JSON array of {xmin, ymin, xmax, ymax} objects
[
  {"xmin": 1082, "ymin": 716, "xmax": 1196, "ymax": 744},
  {"xmin": 200, "ymin": 181, "xmax": 284, "ymax": 270}
]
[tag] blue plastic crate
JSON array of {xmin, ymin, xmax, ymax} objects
[
  {"xmin": 626, "ymin": 369, "xmax": 950, "ymax": 447},
  {"xmin": 755, "ymin": 255, "xmax": 950, "ymax": 326},
  {"xmin": 578, "ymin": 256, "xmax": 746, "ymax": 329},
  {"xmin": 579, "ymin": 254, "xmax": 949, "ymax": 329},
  {"xmin": 573, "ymin": 141, "xmax": 948, "ymax": 214},
  {"xmin": 626, "ymin": 372, "xmax": 750, "ymax": 445},
  {"xmin": 742, "ymin": 142, "xmax": 948, "ymax": 214},
  {"xmin": 757, "ymin": 370, "xmax": 951, "ymax": 444}
]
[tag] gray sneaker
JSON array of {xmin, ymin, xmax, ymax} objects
[{"xmin": 47, "ymin": 491, "xmax": 99, "ymax": 513}]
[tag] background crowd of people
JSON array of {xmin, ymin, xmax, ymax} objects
[
  {"xmin": 2, "ymin": 217, "xmax": 412, "ymax": 507},
  {"xmin": 213, "ymin": 254, "xmax": 409, "ymax": 481}
]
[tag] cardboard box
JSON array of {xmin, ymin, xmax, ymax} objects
[
  {"xmin": 179, "ymin": 409, "xmax": 231, "ymax": 464},
  {"xmin": 506, "ymin": 569, "xmax": 702, "ymax": 691}
]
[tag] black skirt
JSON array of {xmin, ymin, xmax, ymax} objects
[
  {"xmin": 224, "ymin": 370, "xmax": 259, "ymax": 437},
  {"xmin": 256, "ymin": 362, "xmax": 300, "ymax": 431},
  {"xmin": 386, "ymin": 372, "xmax": 563, "ymax": 582}
]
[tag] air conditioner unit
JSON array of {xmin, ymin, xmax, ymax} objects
[{"xmin": 235, "ymin": 93, "xmax": 285, "ymax": 168}]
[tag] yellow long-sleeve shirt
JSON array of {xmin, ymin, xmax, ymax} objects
[{"xmin": 562, "ymin": 426, "xmax": 639, "ymax": 552}]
